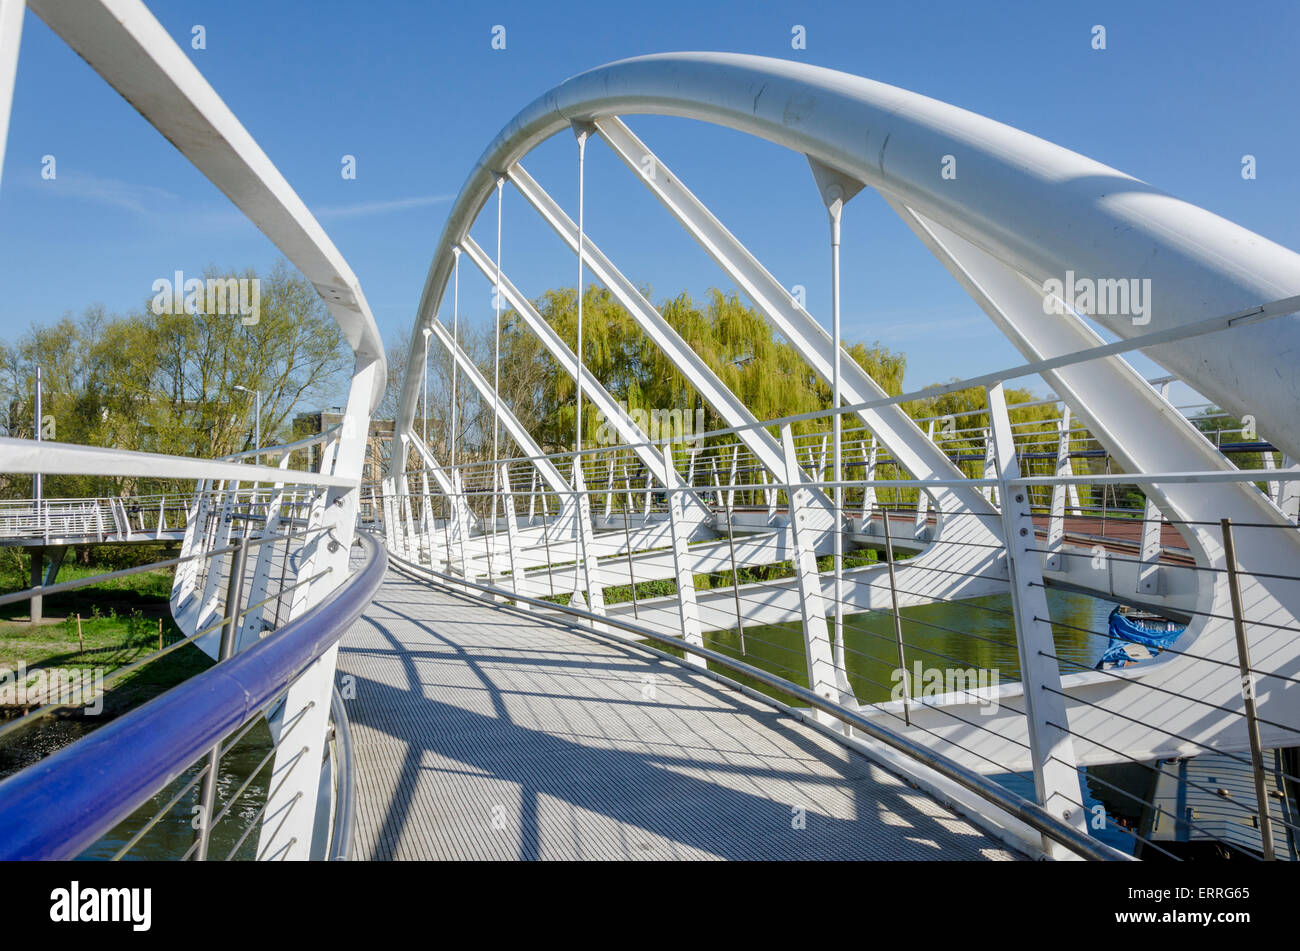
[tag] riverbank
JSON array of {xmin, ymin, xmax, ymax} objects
[{"xmin": 0, "ymin": 551, "xmax": 212, "ymax": 778}]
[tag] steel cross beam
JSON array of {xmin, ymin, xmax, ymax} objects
[
  {"xmin": 458, "ymin": 234, "xmax": 711, "ymax": 526},
  {"xmin": 891, "ymin": 197, "xmax": 1300, "ymax": 554},
  {"xmin": 506, "ymin": 162, "xmax": 833, "ymax": 523},
  {"xmin": 594, "ymin": 117, "xmax": 998, "ymax": 524},
  {"xmin": 423, "ymin": 316, "xmax": 574, "ymax": 505},
  {"xmin": 0, "ymin": 0, "xmax": 23, "ymax": 193},
  {"xmin": 890, "ymin": 196, "xmax": 1300, "ymax": 760},
  {"xmin": 403, "ymin": 430, "xmax": 457, "ymax": 499}
]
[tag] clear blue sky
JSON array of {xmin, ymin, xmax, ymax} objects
[{"xmin": 2, "ymin": 0, "xmax": 1297, "ymax": 406}]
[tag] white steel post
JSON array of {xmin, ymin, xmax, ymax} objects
[
  {"xmin": 860, "ymin": 438, "xmax": 877, "ymax": 521},
  {"xmin": 987, "ymin": 382, "xmax": 1087, "ymax": 853},
  {"xmin": 727, "ymin": 444, "xmax": 739, "ymax": 512},
  {"xmin": 915, "ymin": 419, "xmax": 935, "ymax": 539},
  {"xmin": 1279, "ymin": 457, "xmax": 1300, "ymax": 524},
  {"xmin": 500, "ymin": 463, "xmax": 528, "ymax": 608},
  {"xmin": 663, "ymin": 445, "xmax": 705, "ymax": 667},
  {"xmin": 0, "ymin": 0, "xmax": 24, "ymax": 194},
  {"xmin": 571, "ymin": 459, "xmax": 605, "ymax": 618},
  {"xmin": 237, "ymin": 453, "xmax": 295, "ymax": 652},
  {"xmin": 1045, "ymin": 408, "xmax": 1073, "ymax": 572},
  {"xmin": 260, "ymin": 359, "xmax": 382, "ymax": 861},
  {"xmin": 781, "ymin": 424, "xmax": 851, "ymax": 718},
  {"xmin": 420, "ymin": 470, "xmax": 435, "ymax": 566},
  {"xmin": 982, "ymin": 427, "xmax": 998, "ymax": 507},
  {"xmin": 1137, "ymin": 383, "xmax": 1172, "ymax": 595},
  {"xmin": 452, "ymin": 470, "xmax": 472, "ymax": 587}
]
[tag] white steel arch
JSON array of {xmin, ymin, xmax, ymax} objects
[{"xmin": 394, "ymin": 51, "xmax": 1300, "ymax": 469}]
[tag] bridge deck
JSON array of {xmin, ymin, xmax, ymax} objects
[{"xmin": 337, "ymin": 568, "xmax": 1021, "ymax": 861}]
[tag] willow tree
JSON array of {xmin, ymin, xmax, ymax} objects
[
  {"xmin": 901, "ymin": 383, "xmax": 1065, "ymax": 510},
  {"xmin": 516, "ymin": 286, "xmax": 907, "ymax": 449}
]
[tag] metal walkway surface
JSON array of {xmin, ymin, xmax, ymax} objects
[{"xmin": 336, "ymin": 568, "xmax": 1022, "ymax": 861}]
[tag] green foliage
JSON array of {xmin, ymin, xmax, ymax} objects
[
  {"xmin": 1190, "ymin": 405, "xmax": 1276, "ymax": 496},
  {"xmin": 409, "ymin": 285, "xmax": 912, "ymax": 460},
  {"xmin": 0, "ymin": 261, "xmax": 349, "ymax": 498}
]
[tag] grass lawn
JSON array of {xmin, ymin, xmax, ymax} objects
[{"xmin": 0, "ymin": 552, "xmax": 212, "ymax": 717}]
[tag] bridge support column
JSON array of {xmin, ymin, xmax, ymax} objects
[
  {"xmin": 401, "ymin": 484, "xmax": 417, "ymax": 563},
  {"xmin": 1137, "ymin": 382, "xmax": 1172, "ymax": 595},
  {"xmin": 258, "ymin": 360, "xmax": 381, "ymax": 861},
  {"xmin": 28, "ymin": 545, "xmax": 41, "ymax": 623},
  {"xmin": 380, "ymin": 478, "xmax": 396, "ymax": 549},
  {"xmin": 571, "ymin": 461, "xmax": 605, "ymax": 621},
  {"xmin": 1281, "ymin": 456, "xmax": 1300, "ymax": 524},
  {"xmin": 419, "ymin": 471, "xmax": 435, "ymax": 567},
  {"xmin": 451, "ymin": 471, "xmax": 472, "ymax": 589},
  {"xmin": 1045, "ymin": 409, "xmax": 1074, "ymax": 572},
  {"xmin": 239, "ymin": 454, "xmax": 295, "ymax": 651},
  {"xmin": 195, "ymin": 480, "xmax": 239, "ymax": 656},
  {"xmin": 860, "ymin": 437, "xmax": 877, "ymax": 523},
  {"xmin": 987, "ymin": 383, "xmax": 1087, "ymax": 855},
  {"xmin": 500, "ymin": 464, "xmax": 528, "ymax": 608}
]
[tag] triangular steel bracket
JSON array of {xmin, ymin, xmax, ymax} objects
[{"xmin": 807, "ymin": 156, "xmax": 867, "ymax": 208}]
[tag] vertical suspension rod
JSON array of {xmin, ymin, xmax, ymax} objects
[
  {"xmin": 450, "ymin": 247, "xmax": 461, "ymax": 469},
  {"xmin": 827, "ymin": 187, "xmax": 845, "ymax": 673}
]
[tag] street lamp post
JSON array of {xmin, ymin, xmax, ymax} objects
[
  {"xmin": 233, "ymin": 385, "xmax": 261, "ymax": 465},
  {"xmin": 421, "ymin": 327, "xmax": 432, "ymax": 449},
  {"xmin": 31, "ymin": 366, "xmax": 43, "ymax": 623}
]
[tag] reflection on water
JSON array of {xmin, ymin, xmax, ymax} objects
[
  {"xmin": 74, "ymin": 720, "xmax": 275, "ymax": 861},
  {"xmin": 0, "ymin": 717, "xmax": 96, "ymax": 780},
  {"xmin": 703, "ymin": 588, "xmax": 1113, "ymax": 698}
]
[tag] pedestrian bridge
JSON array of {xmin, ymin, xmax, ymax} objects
[
  {"xmin": 0, "ymin": 0, "xmax": 1298, "ymax": 863},
  {"xmin": 341, "ymin": 569, "xmax": 1018, "ymax": 860}
]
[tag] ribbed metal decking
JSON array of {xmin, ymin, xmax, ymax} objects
[{"xmin": 336, "ymin": 569, "xmax": 1021, "ymax": 861}]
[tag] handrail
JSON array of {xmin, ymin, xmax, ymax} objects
[
  {"xmin": 386, "ymin": 550, "xmax": 1131, "ymax": 862},
  {"xmin": 386, "ymin": 291, "xmax": 1298, "ymax": 481},
  {"xmin": 0, "ymin": 533, "xmax": 386, "ymax": 861},
  {"xmin": 327, "ymin": 686, "xmax": 356, "ymax": 861},
  {"xmin": 0, "ymin": 437, "xmax": 358, "ymax": 488},
  {"xmin": 218, "ymin": 423, "xmax": 344, "ymax": 463}
]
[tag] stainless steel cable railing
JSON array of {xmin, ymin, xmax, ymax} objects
[{"xmin": 379, "ymin": 297, "xmax": 1300, "ymax": 861}]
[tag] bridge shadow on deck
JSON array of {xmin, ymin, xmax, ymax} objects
[{"xmin": 337, "ymin": 573, "xmax": 1020, "ymax": 861}]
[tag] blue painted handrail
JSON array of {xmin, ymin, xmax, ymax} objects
[{"xmin": 0, "ymin": 532, "xmax": 386, "ymax": 860}]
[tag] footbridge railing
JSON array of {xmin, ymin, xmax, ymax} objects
[
  {"xmin": 0, "ymin": 531, "xmax": 384, "ymax": 860},
  {"xmin": 385, "ymin": 52, "xmax": 1300, "ymax": 861},
  {"xmin": 0, "ymin": 0, "xmax": 385, "ymax": 860}
]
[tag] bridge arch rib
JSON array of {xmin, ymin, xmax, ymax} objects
[
  {"xmin": 384, "ymin": 51, "xmax": 1300, "ymax": 860},
  {"xmin": 394, "ymin": 51, "xmax": 1300, "ymax": 472}
]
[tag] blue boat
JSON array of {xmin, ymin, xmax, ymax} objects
[{"xmin": 1095, "ymin": 607, "xmax": 1186, "ymax": 669}]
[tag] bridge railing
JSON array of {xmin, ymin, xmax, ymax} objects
[
  {"xmin": 0, "ymin": 434, "xmax": 378, "ymax": 858},
  {"xmin": 0, "ymin": 529, "xmax": 384, "ymax": 860},
  {"xmin": 0, "ymin": 0, "xmax": 385, "ymax": 860},
  {"xmin": 382, "ymin": 290, "xmax": 1300, "ymax": 861},
  {"xmin": 0, "ymin": 486, "xmax": 327, "ymax": 546}
]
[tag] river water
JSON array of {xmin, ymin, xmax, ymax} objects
[{"xmin": 696, "ymin": 588, "xmax": 1138, "ymax": 856}]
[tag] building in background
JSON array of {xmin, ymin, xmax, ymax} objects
[{"xmin": 292, "ymin": 409, "xmax": 394, "ymax": 485}]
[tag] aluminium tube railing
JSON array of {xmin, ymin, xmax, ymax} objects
[{"xmin": 0, "ymin": 531, "xmax": 384, "ymax": 860}]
